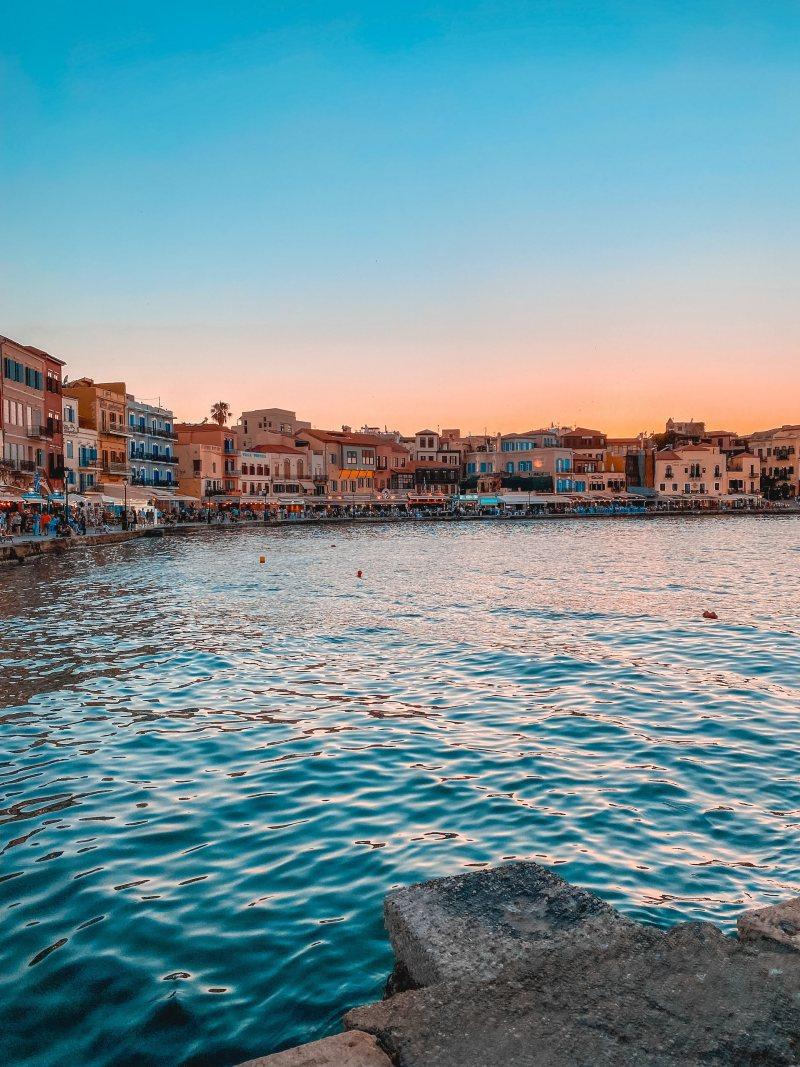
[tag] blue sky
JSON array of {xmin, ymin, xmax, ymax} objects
[{"xmin": 2, "ymin": 1, "xmax": 798, "ymax": 431}]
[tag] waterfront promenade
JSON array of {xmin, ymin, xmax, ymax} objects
[{"xmin": 1, "ymin": 503, "xmax": 797, "ymax": 566}]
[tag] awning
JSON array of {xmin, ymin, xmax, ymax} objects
[
  {"xmin": 22, "ymin": 492, "xmax": 47, "ymax": 504},
  {"xmin": 150, "ymin": 490, "xmax": 199, "ymax": 503},
  {"xmin": 339, "ymin": 470, "xmax": 374, "ymax": 479},
  {"xmin": 83, "ymin": 492, "xmax": 118, "ymax": 505}
]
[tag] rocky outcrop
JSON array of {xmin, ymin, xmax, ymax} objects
[{"xmin": 239, "ymin": 863, "xmax": 800, "ymax": 1066}]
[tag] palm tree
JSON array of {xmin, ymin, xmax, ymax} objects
[{"xmin": 210, "ymin": 401, "xmax": 230, "ymax": 426}]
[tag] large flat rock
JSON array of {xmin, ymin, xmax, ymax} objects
[
  {"xmin": 384, "ymin": 860, "xmax": 645, "ymax": 987},
  {"xmin": 347, "ymin": 922, "xmax": 800, "ymax": 1066},
  {"xmin": 236, "ymin": 1030, "xmax": 392, "ymax": 1067},
  {"xmin": 738, "ymin": 897, "xmax": 800, "ymax": 952}
]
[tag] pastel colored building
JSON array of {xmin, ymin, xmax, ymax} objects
[
  {"xmin": 175, "ymin": 423, "xmax": 238, "ymax": 502},
  {"xmin": 559, "ymin": 427, "xmax": 607, "ymax": 475},
  {"xmin": 62, "ymin": 396, "xmax": 100, "ymax": 494},
  {"xmin": 655, "ymin": 444, "xmax": 759, "ymax": 499},
  {"xmin": 470, "ymin": 432, "xmax": 574, "ymax": 492},
  {"xmin": 749, "ymin": 425, "xmax": 800, "ymax": 498},
  {"xmin": 234, "ymin": 407, "xmax": 311, "ymax": 449},
  {"xmin": 296, "ymin": 428, "xmax": 378, "ymax": 502},
  {"xmin": 239, "ymin": 442, "xmax": 314, "ymax": 505},
  {"xmin": 411, "ymin": 429, "xmax": 463, "ymax": 469},
  {"xmin": 1, "ymin": 334, "xmax": 65, "ymax": 491},
  {"xmin": 64, "ymin": 378, "xmax": 128, "ymax": 484},
  {"xmin": 126, "ymin": 395, "xmax": 178, "ymax": 490},
  {"xmin": 726, "ymin": 451, "xmax": 761, "ymax": 496}
]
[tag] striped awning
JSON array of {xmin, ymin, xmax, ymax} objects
[{"xmin": 338, "ymin": 470, "xmax": 374, "ymax": 479}]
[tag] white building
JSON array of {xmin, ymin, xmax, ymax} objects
[
  {"xmin": 126, "ymin": 395, "xmax": 177, "ymax": 489},
  {"xmin": 62, "ymin": 396, "xmax": 100, "ymax": 494},
  {"xmin": 655, "ymin": 444, "xmax": 760, "ymax": 499}
]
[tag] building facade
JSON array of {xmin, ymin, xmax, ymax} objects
[
  {"xmin": 62, "ymin": 396, "xmax": 100, "ymax": 494},
  {"xmin": 64, "ymin": 379, "xmax": 128, "ymax": 485},
  {"xmin": 297, "ymin": 428, "xmax": 377, "ymax": 501},
  {"xmin": 654, "ymin": 444, "xmax": 759, "ymax": 499},
  {"xmin": 127, "ymin": 395, "xmax": 178, "ymax": 489},
  {"xmin": 175, "ymin": 423, "xmax": 238, "ymax": 502},
  {"xmin": 749, "ymin": 425, "xmax": 800, "ymax": 499},
  {"xmin": 1, "ymin": 335, "xmax": 65, "ymax": 490},
  {"xmin": 470, "ymin": 434, "xmax": 575, "ymax": 493},
  {"xmin": 559, "ymin": 427, "xmax": 607, "ymax": 475},
  {"xmin": 239, "ymin": 442, "xmax": 314, "ymax": 505},
  {"xmin": 235, "ymin": 407, "xmax": 311, "ymax": 450}
]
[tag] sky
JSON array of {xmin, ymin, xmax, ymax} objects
[{"xmin": 1, "ymin": 1, "xmax": 799, "ymax": 435}]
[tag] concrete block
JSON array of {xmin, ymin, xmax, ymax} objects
[
  {"xmin": 236, "ymin": 1029, "xmax": 392, "ymax": 1067},
  {"xmin": 384, "ymin": 860, "xmax": 642, "ymax": 987},
  {"xmin": 347, "ymin": 921, "xmax": 800, "ymax": 1066},
  {"xmin": 738, "ymin": 896, "xmax": 800, "ymax": 951}
]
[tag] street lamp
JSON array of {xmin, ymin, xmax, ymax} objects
[{"xmin": 122, "ymin": 475, "xmax": 129, "ymax": 530}]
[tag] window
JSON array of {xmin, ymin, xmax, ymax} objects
[
  {"xmin": 346, "ymin": 450, "xmax": 357, "ymax": 464},
  {"xmin": 66, "ymin": 441, "xmax": 73, "ymax": 459},
  {"xmin": 505, "ymin": 462, "xmax": 514, "ymax": 473},
  {"xmin": 659, "ymin": 483, "xmax": 666, "ymax": 491},
  {"xmin": 4, "ymin": 358, "xmax": 23, "ymax": 382}
]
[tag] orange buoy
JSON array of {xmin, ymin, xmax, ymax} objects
[
  {"xmin": 702, "ymin": 610, "xmax": 718, "ymax": 619},
  {"xmin": 259, "ymin": 556, "xmax": 266, "ymax": 564},
  {"xmin": 357, "ymin": 570, "xmax": 363, "ymax": 579}
]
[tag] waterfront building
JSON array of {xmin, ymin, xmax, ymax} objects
[
  {"xmin": 653, "ymin": 444, "xmax": 759, "ymax": 499},
  {"xmin": 0, "ymin": 335, "xmax": 65, "ymax": 491},
  {"xmin": 407, "ymin": 459, "xmax": 461, "ymax": 497},
  {"xmin": 374, "ymin": 437, "xmax": 411, "ymax": 493},
  {"xmin": 411, "ymin": 429, "xmax": 463, "ymax": 470},
  {"xmin": 64, "ymin": 379, "xmax": 128, "ymax": 485},
  {"xmin": 473, "ymin": 434, "xmax": 575, "ymax": 493},
  {"xmin": 749, "ymin": 425, "xmax": 800, "ymax": 499},
  {"xmin": 296, "ymin": 427, "xmax": 377, "ymax": 502},
  {"xmin": 234, "ymin": 407, "xmax": 311, "ymax": 450},
  {"xmin": 559, "ymin": 427, "xmax": 607, "ymax": 476},
  {"xmin": 126, "ymin": 395, "xmax": 178, "ymax": 490},
  {"xmin": 726, "ymin": 451, "xmax": 761, "ymax": 496},
  {"xmin": 175, "ymin": 423, "xmax": 238, "ymax": 503},
  {"xmin": 239, "ymin": 442, "xmax": 314, "ymax": 506},
  {"xmin": 62, "ymin": 396, "xmax": 100, "ymax": 493}
]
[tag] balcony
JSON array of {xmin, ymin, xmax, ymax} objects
[
  {"xmin": 129, "ymin": 451, "xmax": 179, "ymax": 463},
  {"xmin": 27, "ymin": 424, "xmax": 53, "ymax": 439},
  {"xmin": 133, "ymin": 426, "xmax": 178, "ymax": 440},
  {"xmin": 104, "ymin": 425, "xmax": 130, "ymax": 438}
]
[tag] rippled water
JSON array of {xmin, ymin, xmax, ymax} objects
[{"xmin": 2, "ymin": 517, "xmax": 800, "ymax": 1065}]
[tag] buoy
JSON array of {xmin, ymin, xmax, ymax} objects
[
  {"xmin": 259, "ymin": 556, "xmax": 266, "ymax": 564},
  {"xmin": 702, "ymin": 610, "xmax": 718, "ymax": 620},
  {"xmin": 357, "ymin": 570, "xmax": 363, "ymax": 579}
]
